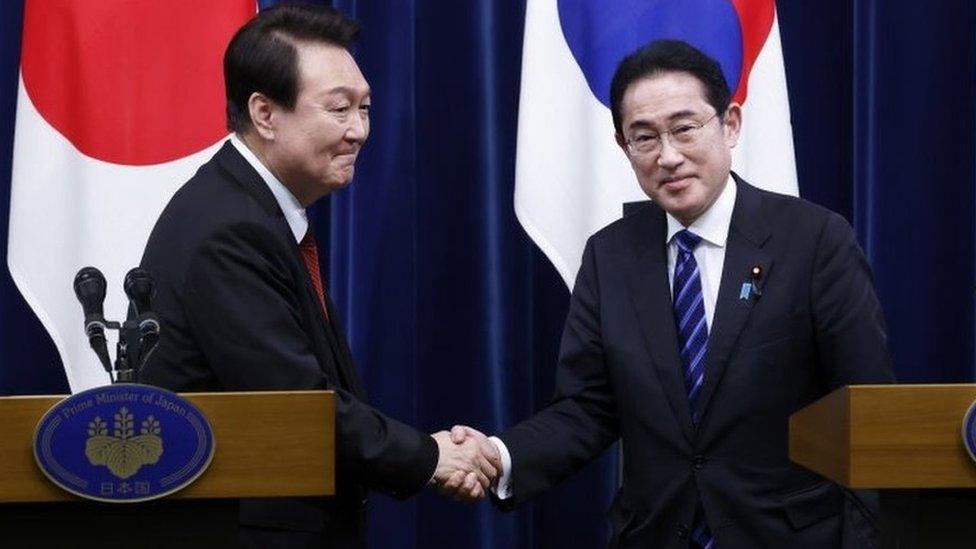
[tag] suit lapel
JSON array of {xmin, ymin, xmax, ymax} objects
[
  {"xmin": 215, "ymin": 141, "xmax": 282, "ymax": 217},
  {"xmin": 624, "ymin": 207, "xmax": 695, "ymax": 443},
  {"xmin": 696, "ymin": 177, "xmax": 772, "ymax": 425},
  {"xmin": 289, "ymin": 230, "xmax": 367, "ymax": 398}
]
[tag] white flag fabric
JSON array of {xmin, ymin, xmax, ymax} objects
[
  {"xmin": 8, "ymin": 1, "xmax": 253, "ymax": 392},
  {"xmin": 515, "ymin": 0, "xmax": 797, "ymax": 287}
]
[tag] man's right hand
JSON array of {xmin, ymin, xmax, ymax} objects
[{"xmin": 430, "ymin": 428, "xmax": 500, "ymax": 502}]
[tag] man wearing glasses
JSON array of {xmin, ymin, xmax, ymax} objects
[{"xmin": 450, "ymin": 40, "xmax": 895, "ymax": 547}]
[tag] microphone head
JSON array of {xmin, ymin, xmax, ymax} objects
[
  {"xmin": 73, "ymin": 266, "xmax": 106, "ymax": 317},
  {"xmin": 124, "ymin": 268, "xmax": 155, "ymax": 315}
]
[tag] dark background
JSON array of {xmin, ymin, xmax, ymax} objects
[{"xmin": 1, "ymin": 1, "xmax": 974, "ymax": 547}]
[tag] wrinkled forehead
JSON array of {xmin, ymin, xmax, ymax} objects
[
  {"xmin": 621, "ymin": 71, "xmax": 711, "ymax": 128},
  {"xmin": 294, "ymin": 41, "xmax": 370, "ymax": 98}
]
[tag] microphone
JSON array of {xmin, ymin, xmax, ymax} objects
[
  {"xmin": 123, "ymin": 268, "xmax": 160, "ymax": 370},
  {"xmin": 74, "ymin": 266, "xmax": 106, "ymax": 320},
  {"xmin": 73, "ymin": 267, "xmax": 112, "ymax": 374},
  {"xmin": 124, "ymin": 268, "xmax": 155, "ymax": 316}
]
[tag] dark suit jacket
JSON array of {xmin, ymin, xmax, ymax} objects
[
  {"xmin": 139, "ymin": 141, "xmax": 437, "ymax": 548},
  {"xmin": 499, "ymin": 175, "xmax": 895, "ymax": 548}
]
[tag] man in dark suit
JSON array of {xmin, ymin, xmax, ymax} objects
[
  {"xmin": 139, "ymin": 5, "xmax": 495, "ymax": 547},
  {"xmin": 449, "ymin": 40, "xmax": 895, "ymax": 547}
]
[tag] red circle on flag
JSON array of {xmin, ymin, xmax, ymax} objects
[{"xmin": 21, "ymin": 0, "xmax": 255, "ymax": 166}]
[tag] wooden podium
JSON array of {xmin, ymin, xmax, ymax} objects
[
  {"xmin": 790, "ymin": 384, "xmax": 976, "ymax": 546},
  {"xmin": 0, "ymin": 390, "xmax": 335, "ymax": 545}
]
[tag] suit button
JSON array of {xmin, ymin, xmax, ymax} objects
[
  {"xmin": 677, "ymin": 524, "xmax": 689, "ymax": 539},
  {"xmin": 692, "ymin": 455, "xmax": 708, "ymax": 470}
]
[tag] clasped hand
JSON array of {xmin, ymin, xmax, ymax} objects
[{"xmin": 430, "ymin": 426, "xmax": 500, "ymax": 502}]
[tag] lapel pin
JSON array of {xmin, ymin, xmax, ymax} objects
[
  {"xmin": 749, "ymin": 264, "xmax": 764, "ymax": 298},
  {"xmin": 739, "ymin": 282, "xmax": 752, "ymax": 300}
]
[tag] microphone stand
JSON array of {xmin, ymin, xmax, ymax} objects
[
  {"xmin": 75, "ymin": 266, "xmax": 160, "ymax": 385},
  {"xmin": 114, "ymin": 313, "xmax": 161, "ymax": 383}
]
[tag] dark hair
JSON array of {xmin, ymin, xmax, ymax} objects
[
  {"xmin": 223, "ymin": 3, "xmax": 360, "ymax": 133},
  {"xmin": 609, "ymin": 40, "xmax": 730, "ymax": 135}
]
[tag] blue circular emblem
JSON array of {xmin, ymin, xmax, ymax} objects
[
  {"xmin": 963, "ymin": 400, "xmax": 976, "ymax": 464},
  {"xmin": 34, "ymin": 384, "xmax": 215, "ymax": 503}
]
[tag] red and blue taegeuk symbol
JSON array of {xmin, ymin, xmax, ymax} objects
[{"xmin": 558, "ymin": 0, "xmax": 774, "ymax": 107}]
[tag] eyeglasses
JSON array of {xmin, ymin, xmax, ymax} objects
[{"xmin": 624, "ymin": 112, "xmax": 720, "ymax": 155}]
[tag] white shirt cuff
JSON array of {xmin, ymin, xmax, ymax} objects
[{"xmin": 489, "ymin": 436, "xmax": 513, "ymax": 500}]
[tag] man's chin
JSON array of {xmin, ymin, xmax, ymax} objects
[
  {"xmin": 653, "ymin": 184, "xmax": 694, "ymax": 204},
  {"xmin": 659, "ymin": 196, "xmax": 706, "ymax": 224},
  {"xmin": 330, "ymin": 167, "xmax": 356, "ymax": 188}
]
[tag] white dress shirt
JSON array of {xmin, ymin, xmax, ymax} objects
[
  {"xmin": 665, "ymin": 175, "xmax": 736, "ymax": 328},
  {"xmin": 229, "ymin": 135, "xmax": 308, "ymax": 243},
  {"xmin": 490, "ymin": 176, "xmax": 737, "ymax": 500}
]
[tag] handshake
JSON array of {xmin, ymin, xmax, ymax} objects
[{"xmin": 430, "ymin": 425, "xmax": 502, "ymax": 502}]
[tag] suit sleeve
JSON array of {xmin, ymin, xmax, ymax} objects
[
  {"xmin": 497, "ymin": 237, "xmax": 620, "ymax": 505},
  {"xmin": 182, "ymin": 221, "xmax": 437, "ymax": 499},
  {"xmin": 812, "ymin": 212, "xmax": 896, "ymax": 388},
  {"xmin": 811, "ymin": 212, "xmax": 894, "ymax": 546}
]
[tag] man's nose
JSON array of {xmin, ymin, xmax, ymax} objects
[
  {"xmin": 345, "ymin": 112, "xmax": 368, "ymax": 142},
  {"xmin": 657, "ymin": 136, "xmax": 683, "ymax": 168}
]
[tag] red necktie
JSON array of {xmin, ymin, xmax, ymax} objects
[{"xmin": 299, "ymin": 229, "xmax": 329, "ymax": 322}]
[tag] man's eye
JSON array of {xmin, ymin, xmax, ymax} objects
[
  {"xmin": 671, "ymin": 124, "xmax": 696, "ymax": 136},
  {"xmin": 632, "ymin": 134, "xmax": 656, "ymax": 143}
]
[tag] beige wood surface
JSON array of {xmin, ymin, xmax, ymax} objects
[
  {"xmin": 790, "ymin": 384, "xmax": 976, "ymax": 488},
  {"xmin": 0, "ymin": 390, "xmax": 334, "ymax": 503}
]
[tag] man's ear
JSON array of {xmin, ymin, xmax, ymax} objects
[
  {"xmin": 723, "ymin": 102, "xmax": 742, "ymax": 148},
  {"xmin": 248, "ymin": 92, "xmax": 276, "ymax": 140}
]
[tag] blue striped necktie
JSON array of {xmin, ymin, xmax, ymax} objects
[{"xmin": 672, "ymin": 229, "xmax": 714, "ymax": 549}]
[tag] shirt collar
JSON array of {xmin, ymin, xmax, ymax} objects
[
  {"xmin": 230, "ymin": 134, "xmax": 308, "ymax": 243},
  {"xmin": 666, "ymin": 174, "xmax": 736, "ymax": 248}
]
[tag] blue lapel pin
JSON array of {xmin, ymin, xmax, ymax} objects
[{"xmin": 739, "ymin": 282, "xmax": 752, "ymax": 300}]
